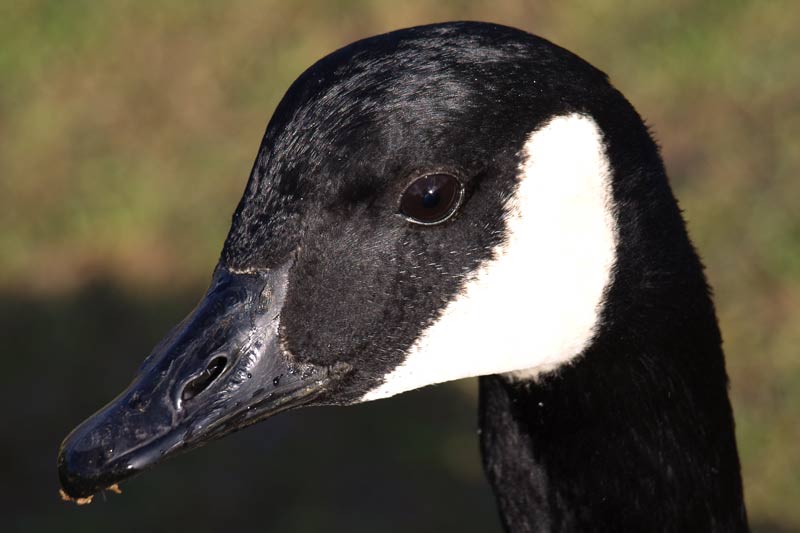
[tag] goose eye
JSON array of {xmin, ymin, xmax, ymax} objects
[{"xmin": 398, "ymin": 173, "xmax": 463, "ymax": 225}]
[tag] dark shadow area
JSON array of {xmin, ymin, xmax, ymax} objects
[{"xmin": 1, "ymin": 281, "xmax": 500, "ymax": 533}]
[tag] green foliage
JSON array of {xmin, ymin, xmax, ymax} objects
[{"xmin": 2, "ymin": 1, "xmax": 797, "ymax": 530}]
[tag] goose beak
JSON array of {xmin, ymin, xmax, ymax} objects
[{"xmin": 57, "ymin": 261, "xmax": 349, "ymax": 500}]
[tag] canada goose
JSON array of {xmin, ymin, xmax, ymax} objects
[{"xmin": 58, "ymin": 22, "xmax": 748, "ymax": 532}]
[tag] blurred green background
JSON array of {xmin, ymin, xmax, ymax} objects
[{"xmin": 2, "ymin": 1, "xmax": 797, "ymax": 531}]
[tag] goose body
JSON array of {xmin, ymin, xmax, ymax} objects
[{"xmin": 58, "ymin": 22, "xmax": 748, "ymax": 531}]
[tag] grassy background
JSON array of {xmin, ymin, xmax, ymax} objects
[{"xmin": 2, "ymin": 0, "xmax": 798, "ymax": 531}]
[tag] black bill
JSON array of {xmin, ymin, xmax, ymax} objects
[{"xmin": 57, "ymin": 260, "xmax": 350, "ymax": 499}]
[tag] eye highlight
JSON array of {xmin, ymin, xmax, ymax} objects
[{"xmin": 398, "ymin": 173, "xmax": 464, "ymax": 225}]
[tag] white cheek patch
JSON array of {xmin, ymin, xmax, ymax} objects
[{"xmin": 361, "ymin": 113, "xmax": 618, "ymax": 402}]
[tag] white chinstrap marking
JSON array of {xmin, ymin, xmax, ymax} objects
[{"xmin": 361, "ymin": 113, "xmax": 618, "ymax": 402}]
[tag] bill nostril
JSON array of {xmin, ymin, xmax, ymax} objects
[{"xmin": 180, "ymin": 356, "xmax": 228, "ymax": 403}]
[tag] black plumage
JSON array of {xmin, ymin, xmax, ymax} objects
[{"xmin": 59, "ymin": 21, "xmax": 747, "ymax": 532}]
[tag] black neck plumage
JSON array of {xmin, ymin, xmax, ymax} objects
[{"xmin": 477, "ymin": 260, "xmax": 748, "ymax": 532}]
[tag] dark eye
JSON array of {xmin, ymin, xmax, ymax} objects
[{"xmin": 398, "ymin": 173, "xmax": 464, "ymax": 225}]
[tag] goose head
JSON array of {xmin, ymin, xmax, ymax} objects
[{"xmin": 59, "ymin": 21, "xmax": 672, "ymax": 500}]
